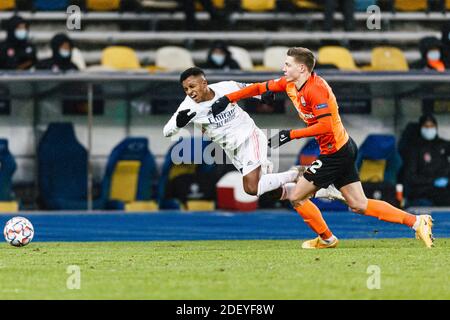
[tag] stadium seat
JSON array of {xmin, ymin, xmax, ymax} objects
[
  {"xmin": 0, "ymin": 139, "xmax": 18, "ymax": 212},
  {"xmin": 241, "ymin": 0, "xmax": 276, "ymax": 11},
  {"xmin": 263, "ymin": 46, "xmax": 289, "ymax": 70},
  {"xmin": 228, "ymin": 46, "xmax": 254, "ymax": 70},
  {"xmin": 101, "ymin": 46, "xmax": 142, "ymax": 70},
  {"xmin": 216, "ymin": 171, "xmax": 258, "ymax": 211},
  {"xmin": 296, "ymin": 139, "xmax": 348, "ymax": 211},
  {"xmin": 297, "ymin": 139, "xmax": 320, "ymax": 166},
  {"xmin": 369, "ymin": 47, "xmax": 409, "ymax": 71},
  {"xmin": 356, "ymin": 134, "xmax": 402, "ymax": 206},
  {"xmin": 86, "ymin": 0, "xmax": 121, "ymax": 11},
  {"xmin": 0, "ymin": 0, "xmax": 15, "ymax": 10},
  {"xmin": 318, "ymin": 46, "xmax": 358, "ymax": 71},
  {"xmin": 158, "ymin": 137, "xmax": 216, "ymax": 209},
  {"xmin": 101, "ymin": 137, "xmax": 158, "ymax": 210},
  {"xmin": 155, "ymin": 46, "xmax": 194, "ymax": 71},
  {"xmin": 355, "ymin": 0, "xmax": 377, "ymax": 11},
  {"xmin": 394, "ymin": 0, "xmax": 427, "ymax": 11},
  {"xmin": 71, "ymin": 48, "xmax": 87, "ymax": 71},
  {"xmin": 291, "ymin": 0, "xmax": 322, "ymax": 10},
  {"xmin": 37, "ymin": 123, "xmax": 104, "ymax": 210},
  {"xmin": 34, "ymin": 0, "xmax": 69, "ymax": 10}
]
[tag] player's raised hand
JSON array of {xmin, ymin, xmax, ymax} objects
[
  {"xmin": 268, "ymin": 129, "xmax": 292, "ymax": 149},
  {"xmin": 212, "ymin": 96, "xmax": 230, "ymax": 117},
  {"xmin": 261, "ymin": 90, "xmax": 275, "ymax": 105},
  {"xmin": 176, "ymin": 109, "xmax": 196, "ymax": 128}
]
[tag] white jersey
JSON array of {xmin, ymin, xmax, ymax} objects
[{"xmin": 163, "ymin": 80, "xmax": 258, "ymax": 151}]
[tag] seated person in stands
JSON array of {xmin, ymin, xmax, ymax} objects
[
  {"xmin": 203, "ymin": 40, "xmax": 241, "ymax": 70},
  {"xmin": 411, "ymin": 37, "xmax": 445, "ymax": 71},
  {"xmin": 0, "ymin": 15, "xmax": 36, "ymax": 70},
  {"xmin": 36, "ymin": 33, "xmax": 78, "ymax": 72},
  {"xmin": 404, "ymin": 114, "xmax": 450, "ymax": 206}
]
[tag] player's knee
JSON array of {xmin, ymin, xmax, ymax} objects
[
  {"xmin": 243, "ymin": 182, "xmax": 258, "ymax": 196},
  {"xmin": 347, "ymin": 198, "xmax": 368, "ymax": 214}
]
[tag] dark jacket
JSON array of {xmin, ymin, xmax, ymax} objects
[
  {"xmin": 35, "ymin": 33, "xmax": 78, "ymax": 72},
  {"xmin": 204, "ymin": 41, "xmax": 241, "ymax": 70},
  {"xmin": 404, "ymin": 135, "xmax": 450, "ymax": 199},
  {"xmin": 0, "ymin": 16, "xmax": 36, "ymax": 70},
  {"xmin": 441, "ymin": 22, "xmax": 450, "ymax": 68}
]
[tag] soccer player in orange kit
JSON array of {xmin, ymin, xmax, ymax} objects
[{"xmin": 211, "ymin": 47, "xmax": 434, "ymax": 249}]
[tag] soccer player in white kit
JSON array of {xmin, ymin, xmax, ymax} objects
[{"xmin": 163, "ymin": 67, "xmax": 343, "ymax": 200}]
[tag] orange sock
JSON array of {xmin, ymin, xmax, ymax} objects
[
  {"xmin": 364, "ymin": 199, "xmax": 416, "ymax": 227},
  {"xmin": 295, "ymin": 199, "xmax": 333, "ymax": 240}
]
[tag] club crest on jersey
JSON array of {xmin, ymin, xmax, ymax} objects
[{"xmin": 300, "ymin": 96, "xmax": 306, "ymax": 106}]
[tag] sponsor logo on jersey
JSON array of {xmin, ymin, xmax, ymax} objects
[
  {"xmin": 315, "ymin": 103, "xmax": 328, "ymax": 110},
  {"xmin": 300, "ymin": 96, "xmax": 306, "ymax": 106}
]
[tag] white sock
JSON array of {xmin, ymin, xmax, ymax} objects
[
  {"xmin": 314, "ymin": 188, "xmax": 328, "ymax": 198},
  {"xmin": 257, "ymin": 170, "xmax": 298, "ymax": 197},
  {"xmin": 321, "ymin": 235, "xmax": 337, "ymax": 244},
  {"xmin": 412, "ymin": 216, "xmax": 421, "ymax": 231},
  {"xmin": 280, "ymin": 182, "xmax": 296, "ymax": 201}
]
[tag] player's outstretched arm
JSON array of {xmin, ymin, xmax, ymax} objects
[
  {"xmin": 212, "ymin": 78, "xmax": 287, "ymax": 117},
  {"xmin": 163, "ymin": 109, "xmax": 196, "ymax": 137},
  {"xmin": 268, "ymin": 116, "xmax": 333, "ymax": 148}
]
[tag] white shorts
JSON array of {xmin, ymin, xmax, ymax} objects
[{"xmin": 225, "ymin": 128, "xmax": 272, "ymax": 176}]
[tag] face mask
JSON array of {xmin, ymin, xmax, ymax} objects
[
  {"xmin": 421, "ymin": 127, "xmax": 437, "ymax": 141},
  {"xmin": 14, "ymin": 29, "xmax": 28, "ymax": 40},
  {"xmin": 427, "ymin": 50, "xmax": 440, "ymax": 61},
  {"xmin": 59, "ymin": 49, "xmax": 71, "ymax": 58},
  {"xmin": 211, "ymin": 54, "xmax": 226, "ymax": 66}
]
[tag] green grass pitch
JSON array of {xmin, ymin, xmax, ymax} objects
[{"xmin": 1, "ymin": 239, "xmax": 449, "ymax": 300}]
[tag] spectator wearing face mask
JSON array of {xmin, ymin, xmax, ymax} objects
[
  {"xmin": 203, "ymin": 41, "xmax": 241, "ymax": 70},
  {"xmin": 412, "ymin": 37, "xmax": 445, "ymax": 72},
  {"xmin": 0, "ymin": 15, "xmax": 36, "ymax": 70},
  {"xmin": 403, "ymin": 114, "xmax": 450, "ymax": 206},
  {"xmin": 36, "ymin": 33, "xmax": 78, "ymax": 72}
]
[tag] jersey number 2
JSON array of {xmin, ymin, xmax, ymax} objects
[{"xmin": 309, "ymin": 160, "xmax": 323, "ymax": 174}]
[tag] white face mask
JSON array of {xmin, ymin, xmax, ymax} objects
[
  {"xmin": 59, "ymin": 49, "xmax": 71, "ymax": 58},
  {"xmin": 211, "ymin": 53, "xmax": 226, "ymax": 66},
  {"xmin": 14, "ymin": 29, "xmax": 28, "ymax": 40},
  {"xmin": 421, "ymin": 127, "xmax": 437, "ymax": 140},
  {"xmin": 427, "ymin": 50, "xmax": 441, "ymax": 61}
]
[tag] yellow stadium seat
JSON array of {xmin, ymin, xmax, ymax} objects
[
  {"xmin": 318, "ymin": 46, "xmax": 358, "ymax": 71},
  {"xmin": 155, "ymin": 46, "xmax": 194, "ymax": 71},
  {"xmin": 359, "ymin": 160, "xmax": 386, "ymax": 183},
  {"xmin": 109, "ymin": 160, "xmax": 141, "ymax": 203},
  {"xmin": 263, "ymin": 46, "xmax": 289, "ymax": 70},
  {"xmin": 394, "ymin": 0, "xmax": 427, "ymax": 11},
  {"xmin": 0, "ymin": 201, "xmax": 18, "ymax": 213},
  {"xmin": 125, "ymin": 201, "xmax": 159, "ymax": 212},
  {"xmin": 370, "ymin": 47, "xmax": 409, "ymax": 71},
  {"xmin": 447, "ymin": 0, "xmax": 450, "ymax": 9},
  {"xmin": 291, "ymin": 0, "xmax": 323, "ymax": 10},
  {"xmin": 0, "ymin": 0, "xmax": 15, "ymax": 10},
  {"xmin": 101, "ymin": 46, "xmax": 141, "ymax": 70},
  {"xmin": 184, "ymin": 200, "xmax": 215, "ymax": 211},
  {"xmin": 87, "ymin": 0, "xmax": 120, "ymax": 11},
  {"xmin": 196, "ymin": 0, "xmax": 224, "ymax": 10},
  {"xmin": 241, "ymin": 0, "xmax": 275, "ymax": 11}
]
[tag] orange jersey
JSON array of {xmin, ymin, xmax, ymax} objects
[{"xmin": 227, "ymin": 73, "xmax": 349, "ymax": 155}]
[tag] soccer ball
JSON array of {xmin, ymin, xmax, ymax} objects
[{"xmin": 3, "ymin": 217, "xmax": 34, "ymax": 247}]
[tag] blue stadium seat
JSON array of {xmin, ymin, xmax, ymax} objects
[
  {"xmin": 158, "ymin": 137, "xmax": 215, "ymax": 209},
  {"xmin": 38, "ymin": 122, "xmax": 104, "ymax": 210},
  {"xmin": 356, "ymin": 134, "xmax": 402, "ymax": 206},
  {"xmin": 0, "ymin": 139, "xmax": 16, "ymax": 201},
  {"xmin": 34, "ymin": 0, "xmax": 69, "ymax": 10},
  {"xmin": 356, "ymin": 134, "xmax": 402, "ymax": 185},
  {"xmin": 296, "ymin": 139, "xmax": 348, "ymax": 211},
  {"xmin": 101, "ymin": 137, "xmax": 158, "ymax": 210}
]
